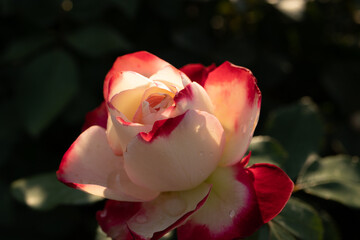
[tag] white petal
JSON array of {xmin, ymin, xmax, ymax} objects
[
  {"xmin": 124, "ymin": 109, "xmax": 225, "ymax": 192},
  {"xmin": 128, "ymin": 183, "xmax": 211, "ymax": 239},
  {"xmin": 57, "ymin": 126, "xmax": 159, "ymax": 201},
  {"xmin": 150, "ymin": 65, "xmax": 186, "ymax": 90}
]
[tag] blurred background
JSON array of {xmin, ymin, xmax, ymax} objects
[{"xmin": 1, "ymin": 0, "xmax": 360, "ymax": 239}]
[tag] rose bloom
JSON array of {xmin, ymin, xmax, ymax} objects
[{"xmin": 57, "ymin": 51, "xmax": 293, "ymax": 240}]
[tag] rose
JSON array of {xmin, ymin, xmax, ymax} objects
[{"xmin": 57, "ymin": 51, "xmax": 293, "ymax": 240}]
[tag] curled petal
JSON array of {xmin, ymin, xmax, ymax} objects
[
  {"xmin": 204, "ymin": 61, "xmax": 261, "ymax": 166},
  {"xmin": 57, "ymin": 126, "xmax": 159, "ymax": 202},
  {"xmin": 110, "ymin": 79, "xmax": 151, "ymax": 121},
  {"xmin": 98, "ymin": 184, "xmax": 211, "ymax": 240},
  {"xmin": 104, "ymin": 51, "xmax": 170, "ymax": 100},
  {"xmin": 107, "ymin": 71, "xmax": 153, "ymax": 103},
  {"xmin": 132, "ymin": 86, "xmax": 175, "ymax": 124},
  {"xmin": 180, "ymin": 63, "xmax": 216, "ymax": 86},
  {"xmin": 173, "ymin": 82, "xmax": 214, "ymax": 115},
  {"xmin": 124, "ymin": 110, "xmax": 225, "ymax": 192},
  {"xmin": 178, "ymin": 157, "xmax": 293, "ymax": 240},
  {"xmin": 82, "ymin": 101, "xmax": 108, "ymax": 132},
  {"xmin": 150, "ymin": 65, "xmax": 189, "ymax": 90}
]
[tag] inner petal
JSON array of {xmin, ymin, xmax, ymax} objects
[
  {"xmin": 138, "ymin": 94, "xmax": 174, "ymax": 125},
  {"xmin": 146, "ymin": 94, "xmax": 166, "ymax": 108},
  {"xmin": 133, "ymin": 86, "xmax": 175, "ymax": 124}
]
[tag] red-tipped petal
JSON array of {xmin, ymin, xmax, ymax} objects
[
  {"xmin": 178, "ymin": 161, "xmax": 293, "ymax": 240},
  {"xmin": 104, "ymin": 51, "xmax": 170, "ymax": 100},
  {"xmin": 97, "ymin": 201, "xmax": 142, "ymax": 240},
  {"xmin": 173, "ymin": 82, "xmax": 214, "ymax": 116},
  {"xmin": 97, "ymin": 184, "xmax": 211, "ymax": 240},
  {"xmin": 245, "ymin": 163, "xmax": 294, "ymax": 223},
  {"xmin": 128, "ymin": 183, "xmax": 211, "ymax": 240},
  {"xmin": 204, "ymin": 61, "xmax": 261, "ymax": 166},
  {"xmin": 57, "ymin": 126, "xmax": 159, "ymax": 202},
  {"xmin": 124, "ymin": 109, "xmax": 225, "ymax": 192},
  {"xmin": 180, "ymin": 63, "xmax": 216, "ymax": 86},
  {"xmin": 81, "ymin": 101, "xmax": 108, "ymax": 132}
]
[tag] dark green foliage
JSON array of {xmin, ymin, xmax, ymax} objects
[
  {"xmin": 11, "ymin": 172, "xmax": 103, "ymax": 211},
  {"xmin": 265, "ymin": 98, "xmax": 324, "ymax": 180},
  {"xmin": 1, "ymin": 0, "xmax": 360, "ymax": 239}
]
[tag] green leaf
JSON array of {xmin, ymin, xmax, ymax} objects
[
  {"xmin": 244, "ymin": 224, "xmax": 270, "ymax": 240},
  {"xmin": 268, "ymin": 221, "xmax": 297, "ymax": 240},
  {"xmin": 65, "ymin": 0, "xmax": 109, "ymax": 20},
  {"xmin": 265, "ymin": 97, "xmax": 324, "ymax": 179},
  {"xmin": 270, "ymin": 197, "xmax": 324, "ymax": 240},
  {"xmin": 1, "ymin": 34, "xmax": 53, "ymax": 62},
  {"xmin": 11, "ymin": 172, "xmax": 103, "ymax": 211},
  {"xmin": 16, "ymin": 49, "xmax": 79, "ymax": 136},
  {"xmin": 248, "ymin": 136, "xmax": 288, "ymax": 168},
  {"xmin": 296, "ymin": 154, "xmax": 360, "ymax": 208},
  {"xmin": 65, "ymin": 25, "xmax": 132, "ymax": 57},
  {"xmin": 244, "ymin": 198, "xmax": 324, "ymax": 240},
  {"xmin": 319, "ymin": 211, "xmax": 341, "ymax": 240},
  {"xmin": 110, "ymin": 0, "xmax": 140, "ymax": 18}
]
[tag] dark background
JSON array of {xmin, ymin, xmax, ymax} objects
[{"xmin": 1, "ymin": 0, "xmax": 360, "ymax": 239}]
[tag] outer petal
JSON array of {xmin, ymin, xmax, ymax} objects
[
  {"xmin": 57, "ymin": 126, "xmax": 159, "ymax": 202},
  {"xmin": 97, "ymin": 201, "xmax": 141, "ymax": 240},
  {"xmin": 124, "ymin": 109, "xmax": 225, "ymax": 192},
  {"xmin": 82, "ymin": 101, "xmax": 108, "ymax": 132},
  {"xmin": 104, "ymin": 51, "xmax": 170, "ymax": 100},
  {"xmin": 245, "ymin": 163, "xmax": 294, "ymax": 223},
  {"xmin": 173, "ymin": 82, "xmax": 214, "ymax": 115},
  {"xmin": 128, "ymin": 183, "xmax": 211, "ymax": 240},
  {"xmin": 177, "ymin": 157, "xmax": 293, "ymax": 240},
  {"xmin": 204, "ymin": 61, "xmax": 261, "ymax": 166},
  {"xmin": 98, "ymin": 184, "xmax": 211, "ymax": 240},
  {"xmin": 180, "ymin": 63, "xmax": 216, "ymax": 86}
]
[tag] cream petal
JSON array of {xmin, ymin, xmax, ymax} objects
[
  {"xmin": 107, "ymin": 71, "xmax": 153, "ymax": 102},
  {"xmin": 204, "ymin": 62, "xmax": 261, "ymax": 166},
  {"xmin": 110, "ymin": 111, "xmax": 152, "ymax": 154},
  {"xmin": 124, "ymin": 109, "xmax": 225, "ymax": 192},
  {"xmin": 104, "ymin": 51, "xmax": 170, "ymax": 100},
  {"xmin": 106, "ymin": 116, "xmax": 123, "ymax": 156},
  {"xmin": 173, "ymin": 82, "xmax": 214, "ymax": 116},
  {"xmin": 110, "ymin": 85, "xmax": 149, "ymax": 121},
  {"xmin": 57, "ymin": 126, "xmax": 159, "ymax": 202},
  {"xmin": 150, "ymin": 65, "xmax": 188, "ymax": 91}
]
